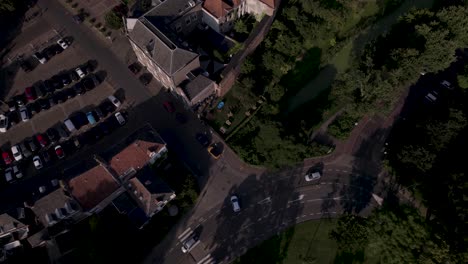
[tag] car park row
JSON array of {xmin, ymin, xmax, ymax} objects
[{"xmin": 1, "ymin": 95, "xmax": 125, "ymax": 184}]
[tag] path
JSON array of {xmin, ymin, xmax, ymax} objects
[{"xmin": 287, "ymin": 0, "xmax": 436, "ymax": 112}]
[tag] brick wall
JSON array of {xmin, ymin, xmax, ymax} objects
[{"xmin": 217, "ymin": 1, "xmax": 280, "ymax": 97}]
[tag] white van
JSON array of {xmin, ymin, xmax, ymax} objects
[{"xmin": 63, "ymin": 119, "xmax": 77, "ymax": 133}]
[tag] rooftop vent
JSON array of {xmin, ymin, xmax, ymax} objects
[{"xmin": 146, "ymin": 39, "xmax": 155, "ymax": 56}]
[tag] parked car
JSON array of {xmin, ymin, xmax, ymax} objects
[
  {"xmin": 12, "ymin": 165, "xmax": 23, "ymax": 179},
  {"xmin": 4, "ymin": 167, "xmax": 13, "ymax": 182},
  {"xmin": 57, "ymin": 38, "xmax": 69, "ymax": 50},
  {"xmin": 71, "ymin": 136, "xmax": 82, "ymax": 149},
  {"xmin": 95, "ymin": 108, "xmax": 105, "ymax": 119},
  {"xmin": 25, "ymin": 87, "xmax": 36, "ymax": 102},
  {"xmin": 75, "ymin": 67, "xmax": 85, "ymax": 78},
  {"xmin": 34, "ymin": 84, "xmax": 45, "ymax": 98},
  {"xmin": 19, "ymin": 106, "xmax": 30, "ymax": 122},
  {"xmin": 7, "ymin": 100, "xmax": 16, "ymax": 112},
  {"xmin": 69, "ymin": 70, "xmax": 79, "ymax": 82},
  {"xmin": 46, "ymin": 128, "xmax": 59, "ymax": 142},
  {"xmin": 114, "ymin": 112, "xmax": 126, "ymax": 125},
  {"xmin": 38, "ymin": 98, "xmax": 50, "ymax": 110},
  {"xmin": 50, "ymin": 75, "xmax": 64, "ymax": 90},
  {"xmin": 26, "ymin": 138, "xmax": 38, "ymax": 152},
  {"xmin": 48, "ymin": 96, "xmax": 57, "ymax": 107},
  {"xmin": 181, "ymin": 235, "xmax": 199, "ymax": 253},
  {"xmin": 108, "ymin": 95, "xmax": 121, "ymax": 108},
  {"xmin": 33, "ymin": 156, "xmax": 43, "ymax": 170},
  {"xmin": 13, "ymin": 94, "xmax": 26, "ymax": 107},
  {"xmin": 43, "ymin": 80, "xmax": 55, "ymax": 94},
  {"xmin": 2, "ymin": 152, "xmax": 12, "ymax": 165},
  {"xmin": 73, "ymin": 82, "xmax": 85, "ymax": 95},
  {"xmin": 57, "ymin": 125, "xmax": 70, "ymax": 139},
  {"xmin": 19, "ymin": 60, "xmax": 33, "ymax": 72},
  {"xmin": 33, "ymin": 52, "xmax": 47, "ymax": 64},
  {"xmin": 231, "ymin": 195, "xmax": 241, "ymax": 212},
  {"xmin": 70, "ymin": 113, "xmax": 88, "ymax": 129},
  {"xmin": 139, "ymin": 74, "xmax": 152, "ymax": 86},
  {"xmin": 11, "ymin": 145, "xmax": 23, "ymax": 161},
  {"xmin": 99, "ymin": 101, "xmax": 114, "ymax": 114},
  {"xmin": 54, "ymin": 145, "xmax": 65, "ymax": 159},
  {"xmin": 19, "ymin": 142, "xmax": 32, "ymax": 158},
  {"xmin": 61, "ymin": 74, "xmax": 72, "ymax": 86},
  {"xmin": 82, "ymin": 78, "xmax": 96, "ymax": 91},
  {"xmin": 27, "ymin": 101, "xmax": 41, "ymax": 115},
  {"xmin": 72, "ymin": 14, "xmax": 83, "ymax": 23},
  {"xmin": 64, "ymin": 88, "xmax": 76, "ymax": 99},
  {"xmin": 0, "ymin": 114, "xmax": 8, "ymax": 133},
  {"xmin": 86, "ymin": 112, "xmax": 97, "ymax": 125},
  {"xmin": 7, "ymin": 111, "xmax": 19, "ymax": 126},
  {"xmin": 53, "ymin": 90, "xmax": 67, "ymax": 104},
  {"xmin": 40, "ymin": 150, "xmax": 51, "ymax": 164},
  {"xmin": 163, "ymin": 101, "xmax": 175, "ymax": 113},
  {"xmin": 440, "ymin": 80, "xmax": 453, "ymax": 90},
  {"xmin": 36, "ymin": 134, "xmax": 48, "ymax": 147}
]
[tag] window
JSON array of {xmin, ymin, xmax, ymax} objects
[
  {"xmin": 176, "ymin": 23, "xmax": 182, "ymax": 32},
  {"xmin": 185, "ymin": 17, "xmax": 191, "ymax": 25},
  {"xmin": 191, "ymin": 13, "xmax": 197, "ymax": 21}
]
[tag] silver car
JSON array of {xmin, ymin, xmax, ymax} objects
[
  {"xmin": 181, "ymin": 235, "xmax": 198, "ymax": 253},
  {"xmin": 305, "ymin": 171, "xmax": 321, "ymax": 182},
  {"xmin": 0, "ymin": 114, "xmax": 8, "ymax": 133}
]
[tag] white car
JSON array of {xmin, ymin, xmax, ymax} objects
[
  {"xmin": 114, "ymin": 112, "xmax": 126, "ymax": 125},
  {"xmin": 57, "ymin": 38, "xmax": 69, "ymax": 50},
  {"xmin": 75, "ymin": 67, "xmax": 85, "ymax": 78},
  {"xmin": 440, "ymin": 80, "xmax": 453, "ymax": 90},
  {"xmin": 108, "ymin": 95, "xmax": 121, "ymax": 108},
  {"xmin": 39, "ymin": 185, "xmax": 46, "ymax": 193},
  {"xmin": 305, "ymin": 171, "xmax": 321, "ymax": 182},
  {"xmin": 4, "ymin": 168, "xmax": 13, "ymax": 182},
  {"xmin": 12, "ymin": 165, "xmax": 23, "ymax": 179},
  {"xmin": 231, "ymin": 195, "xmax": 241, "ymax": 212},
  {"xmin": 0, "ymin": 114, "xmax": 8, "ymax": 133},
  {"xmin": 11, "ymin": 145, "xmax": 23, "ymax": 161},
  {"xmin": 33, "ymin": 156, "xmax": 43, "ymax": 170}
]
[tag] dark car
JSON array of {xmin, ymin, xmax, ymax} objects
[
  {"xmin": 99, "ymin": 101, "xmax": 114, "ymax": 115},
  {"xmin": 57, "ymin": 125, "xmax": 70, "ymax": 139},
  {"xmin": 33, "ymin": 52, "xmax": 47, "ymax": 64},
  {"xmin": 69, "ymin": 70, "xmax": 79, "ymax": 82},
  {"xmin": 42, "ymin": 47, "xmax": 55, "ymax": 60},
  {"xmin": 48, "ymin": 96, "xmax": 57, "ymax": 107},
  {"xmin": 7, "ymin": 111, "xmax": 20, "ymax": 126},
  {"xmin": 7, "ymin": 100, "xmax": 16, "ymax": 112},
  {"xmin": 73, "ymin": 14, "xmax": 83, "ymax": 24},
  {"xmin": 40, "ymin": 150, "xmax": 51, "ymax": 164},
  {"xmin": 43, "ymin": 80, "xmax": 55, "ymax": 94},
  {"xmin": 69, "ymin": 112, "xmax": 88, "ymax": 129},
  {"xmin": 19, "ymin": 60, "xmax": 33, "ymax": 72},
  {"xmin": 25, "ymin": 137, "xmax": 39, "ymax": 152},
  {"xmin": 27, "ymin": 101, "xmax": 40, "ymax": 115},
  {"xmin": 94, "ymin": 107, "xmax": 105, "ymax": 119},
  {"xmin": 73, "ymin": 82, "xmax": 85, "ymax": 95},
  {"xmin": 50, "ymin": 44, "xmax": 63, "ymax": 55},
  {"xmin": 36, "ymin": 134, "xmax": 48, "ymax": 148},
  {"xmin": 195, "ymin": 133, "xmax": 210, "ymax": 147},
  {"xmin": 38, "ymin": 98, "xmax": 50, "ymax": 110},
  {"xmin": 46, "ymin": 128, "xmax": 59, "ymax": 142},
  {"xmin": 61, "ymin": 74, "xmax": 72, "ymax": 86},
  {"xmin": 53, "ymin": 91, "xmax": 67, "ymax": 104},
  {"xmin": 13, "ymin": 94, "xmax": 26, "ymax": 107},
  {"xmin": 128, "ymin": 63, "xmax": 141, "ymax": 74},
  {"xmin": 51, "ymin": 75, "xmax": 64, "ymax": 90},
  {"xmin": 64, "ymin": 88, "xmax": 76, "ymax": 99},
  {"xmin": 34, "ymin": 84, "xmax": 45, "ymax": 98},
  {"xmin": 82, "ymin": 78, "xmax": 96, "ymax": 91}
]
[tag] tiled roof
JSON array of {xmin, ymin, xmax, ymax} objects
[
  {"xmin": 0, "ymin": 213, "xmax": 26, "ymax": 234},
  {"xmin": 68, "ymin": 166, "xmax": 119, "ymax": 211},
  {"xmin": 109, "ymin": 140, "xmax": 166, "ymax": 176},
  {"xmin": 129, "ymin": 19, "xmax": 199, "ymax": 75},
  {"xmin": 32, "ymin": 188, "xmax": 79, "ymax": 227},
  {"xmin": 203, "ymin": 0, "xmax": 241, "ymax": 19}
]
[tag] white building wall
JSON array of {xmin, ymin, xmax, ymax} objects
[
  {"xmin": 246, "ymin": 0, "xmax": 274, "ymax": 17},
  {"xmin": 202, "ymin": 8, "xmax": 221, "ymax": 32}
]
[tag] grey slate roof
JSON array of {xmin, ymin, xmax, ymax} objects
[{"xmin": 183, "ymin": 74, "xmax": 215, "ymax": 100}]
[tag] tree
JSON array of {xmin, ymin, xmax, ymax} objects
[
  {"xmin": 0, "ymin": 0, "xmax": 14, "ymax": 12},
  {"xmin": 457, "ymin": 65, "xmax": 468, "ymax": 89},
  {"xmin": 234, "ymin": 19, "xmax": 248, "ymax": 34},
  {"xmin": 329, "ymin": 215, "xmax": 368, "ymax": 254},
  {"xmin": 105, "ymin": 10, "xmax": 123, "ymax": 30}
]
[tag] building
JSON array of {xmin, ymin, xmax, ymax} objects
[
  {"xmin": 0, "ymin": 213, "xmax": 29, "ymax": 260},
  {"xmin": 202, "ymin": 0, "xmax": 277, "ymax": 33}
]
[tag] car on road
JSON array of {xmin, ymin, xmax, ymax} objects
[
  {"xmin": 33, "ymin": 52, "xmax": 47, "ymax": 64},
  {"xmin": 33, "ymin": 156, "xmax": 43, "ymax": 170},
  {"xmin": 231, "ymin": 195, "xmax": 241, "ymax": 212},
  {"xmin": 13, "ymin": 165, "xmax": 23, "ymax": 179},
  {"xmin": 195, "ymin": 133, "xmax": 210, "ymax": 147},
  {"xmin": 11, "ymin": 145, "xmax": 22, "ymax": 161},
  {"xmin": 114, "ymin": 112, "xmax": 126, "ymax": 125},
  {"xmin": 207, "ymin": 143, "xmax": 223, "ymax": 159},
  {"xmin": 75, "ymin": 67, "xmax": 85, "ymax": 79},
  {"xmin": 25, "ymin": 87, "xmax": 36, "ymax": 102},
  {"xmin": 36, "ymin": 134, "xmax": 48, "ymax": 147},
  {"xmin": 305, "ymin": 171, "xmax": 321, "ymax": 182},
  {"xmin": 4, "ymin": 167, "xmax": 13, "ymax": 182},
  {"xmin": 0, "ymin": 114, "xmax": 8, "ymax": 133},
  {"xmin": 2, "ymin": 151, "xmax": 12, "ymax": 165},
  {"xmin": 54, "ymin": 145, "xmax": 65, "ymax": 159},
  {"xmin": 108, "ymin": 95, "xmax": 121, "ymax": 108},
  {"xmin": 181, "ymin": 235, "xmax": 199, "ymax": 253},
  {"xmin": 163, "ymin": 101, "xmax": 175, "ymax": 113},
  {"xmin": 19, "ymin": 106, "xmax": 30, "ymax": 122},
  {"xmin": 57, "ymin": 38, "xmax": 69, "ymax": 50}
]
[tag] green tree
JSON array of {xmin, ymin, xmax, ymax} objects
[
  {"xmin": 329, "ymin": 215, "xmax": 368, "ymax": 254},
  {"xmin": 105, "ymin": 10, "xmax": 123, "ymax": 30},
  {"xmin": 0, "ymin": 0, "xmax": 14, "ymax": 12},
  {"xmin": 457, "ymin": 65, "xmax": 468, "ymax": 89},
  {"xmin": 234, "ymin": 18, "xmax": 248, "ymax": 34}
]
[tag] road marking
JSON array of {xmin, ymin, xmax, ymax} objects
[
  {"xmin": 288, "ymin": 194, "xmax": 304, "ymax": 203},
  {"xmin": 296, "ymin": 216, "xmax": 301, "ymax": 219},
  {"xmin": 200, "ymin": 217, "xmax": 206, "ymax": 223},
  {"xmin": 302, "ymin": 214, "xmax": 307, "ymax": 218},
  {"xmin": 309, "ymin": 213, "xmax": 315, "ymax": 216},
  {"xmin": 331, "ymin": 211, "xmax": 337, "ymax": 214},
  {"xmin": 197, "ymin": 254, "xmax": 212, "ymax": 264},
  {"xmin": 271, "ymin": 211, "xmax": 276, "ymax": 214},
  {"xmin": 178, "ymin": 227, "xmax": 192, "ymax": 240},
  {"xmin": 215, "ymin": 209, "xmax": 220, "ymax": 213}
]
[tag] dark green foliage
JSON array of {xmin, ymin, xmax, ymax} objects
[
  {"xmin": 327, "ymin": 111, "xmax": 360, "ymax": 139},
  {"xmin": 457, "ymin": 65, "xmax": 468, "ymax": 89},
  {"xmin": 105, "ymin": 10, "xmax": 123, "ymax": 30}
]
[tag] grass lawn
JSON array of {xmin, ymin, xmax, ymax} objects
[{"xmin": 235, "ymin": 219, "xmax": 338, "ymax": 264}]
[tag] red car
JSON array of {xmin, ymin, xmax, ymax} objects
[
  {"xmin": 25, "ymin": 87, "xmax": 36, "ymax": 102},
  {"xmin": 163, "ymin": 101, "xmax": 175, "ymax": 113},
  {"xmin": 2, "ymin": 152, "xmax": 12, "ymax": 165},
  {"xmin": 55, "ymin": 145, "xmax": 65, "ymax": 159},
  {"xmin": 36, "ymin": 134, "xmax": 48, "ymax": 147}
]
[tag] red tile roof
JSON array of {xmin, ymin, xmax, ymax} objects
[
  {"xmin": 68, "ymin": 166, "xmax": 119, "ymax": 211},
  {"xmin": 203, "ymin": 0, "xmax": 242, "ymax": 19},
  {"xmin": 109, "ymin": 140, "xmax": 165, "ymax": 176}
]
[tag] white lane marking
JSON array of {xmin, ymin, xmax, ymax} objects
[
  {"xmin": 215, "ymin": 209, "xmax": 220, "ymax": 213},
  {"xmin": 296, "ymin": 216, "xmax": 301, "ymax": 219},
  {"xmin": 197, "ymin": 254, "xmax": 212, "ymax": 264},
  {"xmin": 271, "ymin": 211, "xmax": 276, "ymax": 214},
  {"xmin": 302, "ymin": 215, "xmax": 307, "ymax": 217},
  {"xmin": 200, "ymin": 218, "xmax": 206, "ymax": 223},
  {"xmin": 309, "ymin": 213, "xmax": 315, "ymax": 216},
  {"xmin": 257, "ymin": 217, "xmax": 262, "ymax": 221},
  {"xmin": 258, "ymin": 197, "xmax": 271, "ymax": 204},
  {"xmin": 288, "ymin": 194, "xmax": 304, "ymax": 203},
  {"xmin": 331, "ymin": 211, "xmax": 337, "ymax": 214},
  {"xmin": 178, "ymin": 227, "xmax": 192, "ymax": 240}
]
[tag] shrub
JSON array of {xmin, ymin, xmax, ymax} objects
[
  {"xmin": 105, "ymin": 10, "xmax": 123, "ymax": 30},
  {"xmin": 327, "ymin": 111, "xmax": 361, "ymax": 140}
]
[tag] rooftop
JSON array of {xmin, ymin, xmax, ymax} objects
[
  {"xmin": 68, "ymin": 165, "xmax": 119, "ymax": 211},
  {"xmin": 0, "ymin": 213, "xmax": 27, "ymax": 237},
  {"xmin": 31, "ymin": 188, "xmax": 79, "ymax": 227},
  {"xmin": 182, "ymin": 74, "xmax": 215, "ymax": 101},
  {"xmin": 203, "ymin": 0, "xmax": 241, "ymax": 19}
]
